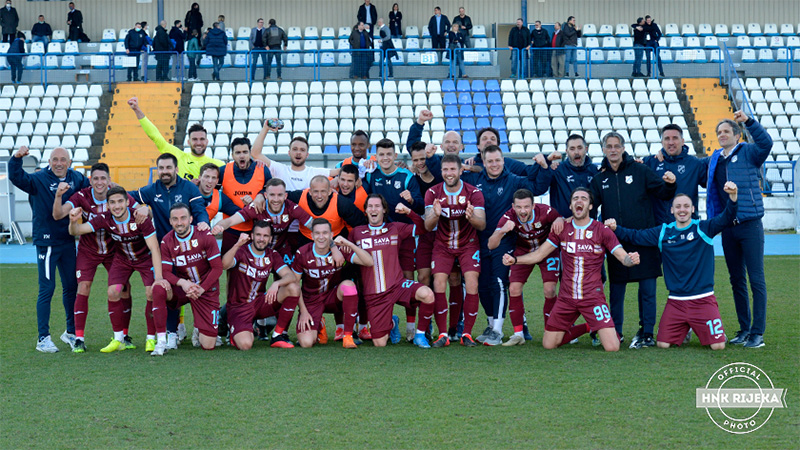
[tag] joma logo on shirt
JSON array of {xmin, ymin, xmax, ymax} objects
[{"xmin": 234, "ymin": 190, "xmax": 251, "ymax": 196}]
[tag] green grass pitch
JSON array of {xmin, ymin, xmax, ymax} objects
[{"xmin": 1, "ymin": 256, "xmax": 798, "ymax": 449}]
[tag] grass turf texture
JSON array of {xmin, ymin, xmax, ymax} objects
[{"xmin": 1, "ymin": 256, "xmax": 798, "ymax": 449}]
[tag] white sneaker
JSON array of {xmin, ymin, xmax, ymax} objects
[
  {"xmin": 166, "ymin": 332, "xmax": 178, "ymax": 350},
  {"xmin": 60, "ymin": 331, "xmax": 77, "ymax": 350},
  {"xmin": 502, "ymin": 334, "xmax": 526, "ymax": 346},
  {"xmin": 569, "ymin": 338, "xmax": 580, "ymax": 344},
  {"xmin": 191, "ymin": 327, "xmax": 201, "ymax": 348},
  {"xmin": 405, "ymin": 324, "xmax": 415, "ymax": 342},
  {"xmin": 215, "ymin": 336, "xmax": 224, "ymax": 347},
  {"xmin": 151, "ymin": 340, "xmax": 167, "ymax": 356},
  {"xmin": 177, "ymin": 323, "xmax": 187, "ymax": 342},
  {"xmin": 36, "ymin": 335, "xmax": 59, "ymax": 353}
]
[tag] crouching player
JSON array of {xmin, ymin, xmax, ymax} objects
[
  {"xmin": 487, "ymin": 189, "xmax": 565, "ymax": 346},
  {"xmin": 351, "ymin": 195, "xmax": 435, "ymax": 348},
  {"xmin": 504, "ymin": 188, "xmax": 640, "ymax": 352},
  {"xmin": 605, "ymin": 182, "xmax": 739, "ymax": 350},
  {"xmin": 222, "ymin": 221, "xmax": 301, "ymax": 350},
  {"xmin": 150, "ymin": 203, "xmax": 223, "ymax": 355},
  {"xmin": 68, "ymin": 186, "xmax": 162, "ymax": 352},
  {"xmin": 292, "ymin": 219, "xmax": 374, "ymax": 349}
]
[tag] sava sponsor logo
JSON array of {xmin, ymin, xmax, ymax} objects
[
  {"xmin": 564, "ymin": 242, "xmax": 603, "ymax": 253},
  {"xmin": 244, "ymin": 265, "xmax": 272, "ymax": 279},
  {"xmin": 175, "ymin": 253, "xmax": 204, "ymax": 266}
]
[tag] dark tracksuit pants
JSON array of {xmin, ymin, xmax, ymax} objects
[
  {"xmin": 609, "ymin": 277, "xmax": 657, "ymax": 336},
  {"xmin": 722, "ymin": 218, "xmax": 767, "ymax": 336},
  {"xmin": 477, "ymin": 242, "xmax": 514, "ymax": 326},
  {"xmin": 36, "ymin": 242, "xmax": 78, "ymax": 338}
]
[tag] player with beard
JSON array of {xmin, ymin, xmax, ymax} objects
[
  {"xmin": 68, "ymin": 186, "xmax": 163, "ymax": 353},
  {"xmin": 52, "ymin": 163, "xmax": 137, "ymax": 352},
  {"xmin": 335, "ymin": 164, "xmax": 368, "ymax": 214},
  {"xmin": 424, "ymin": 154, "xmax": 486, "ymax": 347},
  {"xmin": 196, "ymin": 163, "xmax": 242, "ymax": 220},
  {"xmin": 350, "ymin": 195, "xmax": 435, "ymax": 347},
  {"xmin": 221, "ymin": 221, "xmax": 301, "ymax": 350},
  {"xmin": 336, "ymin": 130, "xmax": 376, "ymax": 171},
  {"xmin": 505, "ymin": 188, "xmax": 640, "ymax": 352},
  {"xmin": 151, "ymin": 203, "xmax": 223, "ymax": 355},
  {"xmin": 292, "ymin": 219, "xmax": 374, "ymax": 349}
]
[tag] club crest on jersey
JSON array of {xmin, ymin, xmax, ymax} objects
[
  {"xmin": 191, "ymin": 239, "xmax": 198, "ymax": 248},
  {"xmin": 586, "ymin": 230, "xmax": 593, "ymax": 239},
  {"xmin": 678, "ymin": 165, "xmax": 686, "ymax": 174},
  {"xmin": 130, "ymin": 223, "xmax": 137, "ymax": 231},
  {"xmin": 497, "ymin": 187, "xmax": 504, "ymax": 195},
  {"xmin": 458, "ymin": 196, "xmax": 466, "ymax": 204},
  {"xmin": 175, "ymin": 194, "xmax": 183, "ymax": 203},
  {"xmin": 282, "ymin": 214, "xmax": 289, "ymax": 222},
  {"xmin": 731, "ymin": 155, "xmax": 738, "ymax": 163},
  {"xmin": 76, "ymin": 270, "xmax": 81, "ymax": 278},
  {"xmin": 625, "ymin": 175, "xmax": 633, "ymax": 184},
  {"xmin": 687, "ymin": 232, "xmax": 694, "ymax": 241},
  {"xmin": 394, "ymin": 180, "xmax": 402, "ymax": 189},
  {"xmin": 534, "ymin": 222, "xmax": 542, "ymax": 228}
]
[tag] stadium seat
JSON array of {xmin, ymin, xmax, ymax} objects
[
  {"xmin": 101, "ymin": 28, "xmax": 116, "ymax": 42},
  {"xmin": 615, "ymin": 24, "xmax": 630, "ymax": 36},
  {"xmin": 747, "ymin": 23, "xmax": 763, "ymax": 36},
  {"xmin": 714, "ymin": 24, "xmax": 729, "ymax": 36},
  {"xmin": 472, "ymin": 25, "xmax": 486, "ymax": 38},
  {"xmin": 664, "ymin": 23, "xmax": 680, "ymax": 36},
  {"xmin": 582, "ymin": 24, "xmax": 597, "ymax": 36},
  {"xmin": 779, "ymin": 24, "xmax": 795, "ymax": 36}
]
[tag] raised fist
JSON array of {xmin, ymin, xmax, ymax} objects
[
  {"xmin": 395, "ymin": 203, "xmax": 411, "ymax": 215},
  {"xmin": 417, "ymin": 109, "xmax": 433, "ymax": 124}
]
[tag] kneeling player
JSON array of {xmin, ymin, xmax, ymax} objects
[
  {"xmin": 222, "ymin": 221, "xmax": 301, "ymax": 351},
  {"xmin": 351, "ymin": 194, "xmax": 435, "ymax": 348},
  {"xmin": 505, "ymin": 188, "xmax": 640, "ymax": 352},
  {"xmin": 488, "ymin": 189, "xmax": 566, "ymax": 346},
  {"xmin": 151, "ymin": 203, "xmax": 223, "ymax": 355},
  {"xmin": 291, "ymin": 219, "xmax": 374, "ymax": 349},
  {"xmin": 605, "ymin": 182, "xmax": 740, "ymax": 350}
]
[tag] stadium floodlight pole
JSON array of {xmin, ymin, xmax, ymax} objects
[
  {"xmin": 157, "ymin": 0, "xmax": 164, "ymax": 24},
  {"xmin": 521, "ymin": 0, "xmax": 527, "ymax": 27}
]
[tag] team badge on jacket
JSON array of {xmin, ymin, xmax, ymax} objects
[{"xmin": 625, "ymin": 175, "xmax": 633, "ymax": 184}]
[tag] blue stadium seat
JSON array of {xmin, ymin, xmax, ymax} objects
[
  {"xmin": 471, "ymin": 80, "xmax": 486, "ymax": 92},
  {"xmin": 458, "ymin": 92, "xmax": 472, "ymax": 104},
  {"xmin": 476, "ymin": 118, "xmax": 491, "ymax": 129},
  {"xmin": 444, "ymin": 105, "xmax": 459, "ymax": 118},
  {"xmin": 463, "ymin": 131, "xmax": 477, "ymax": 144},
  {"xmin": 442, "ymin": 80, "xmax": 456, "ymax": 92},
  {"xmin": 474, "ymin": 105, "xmax": 489, "ymax": 118},
  {"xmin": 489, "ymin": 104, "xmax": 504, "ymax": 117},
  {"xmin": 324, "ymin": 145, "xmax": 339, "ymax": 154},
  {"xmin": 499, "ymin": 143, "xmax": 509, "ymax": 152},
  {"xmin": 443, "ymin": 92, "xmax": 458, "ymax": 105},
  {"xmin": 485, "ymin": 80, "xmax": 500, "ymax": 92},
  {"xmin": 492, "ymin": 118, "xmax": 507, "ymax": 131},
  {"xmin": 461, "ymin": 118, "xmax": 476, "ymax": 131},
  {"xmin": 340, "ymin": 145, "xmax": 351, "ymax": 155},
  {"xmin": 445, "ymin": 118, "xmax": 461, "ymax": 130},
  {"xmin": 457, "ymin": 79, "xmax": 471, "ymax": 92},
  {"xmin": 459, "ymin": 105, "xmax": 474, "ymax": 118},
  {"xmin": 487, "ymin": 92, "xmax": 502, "ymax": 105},
  {"xmin": 472, "ymin": 92, "xmax": 487, "ymax": 105},
  {"xmin": 465, "ymin": 144, "xmax": 479, "ymax": 153}
]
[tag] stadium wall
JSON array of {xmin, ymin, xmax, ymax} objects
[{"xmin": 18, "ymin": 0, "xmax": 800, "ymax": 43}]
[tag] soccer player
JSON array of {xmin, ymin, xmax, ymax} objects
[
  {"xmin": 251, "ymin": 124, "xmax": 339, "ymax": 189},
  {"xmin": 605, "ymin": 182, "xmax": 740, "ymax": 350},
  {"xmin": 10, "ymin": 146, "xmax": 90, "ymax": 352},
  {"xmin": 504, "ymin": 188, "xmax": 640, "ymax": 352},
  {"xmin": 221, "ymin": 221, "xmax": 301, "ymax": 351},
  {"xmin": 52, "ymin": 163, "xmax": 137, "ymax": 352},
  {"xmin": 151, "ymin": 203, "xmax": 223, "ymax": 355},
  {"xmin": 128, "ymin": 97, "xmax": 223, "ymax": 180},
  {"xmin": 287, "ymin": 175, "xmax": 367, "ymax": 246},
  {"xmin": 487, "ymin": 189, "xmax": 566, "ymax": 346},
  {"xmin": 351, "ymin": 194, "xmax": 436, "ymax": 348},
  {"xmin": 196, "ymin": 163, "xmax": 241, "ymax": 220},
  {"xmin": 291, "ymin": 219, "xmax": 374, "ymax": 349},
  {"xmin": 545, "ymin": 134, "xmax": 599, "ymax": 218},
  {"xmin": 336, "ymin": 130, "xmax": 376, "ymax": 169},
  {"xmin": 68, "ymin": 186, "xmax": 163, "ymax": 353},
  {"xmin": 424, "ymin": 154, "xmax": 486, "ymax": 347},
  {"xmin": 335, "ymin": 164, "xmax": 368, "ymax": 213}
]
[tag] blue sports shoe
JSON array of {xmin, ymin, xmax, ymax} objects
[
  {"xmin": 413, "ymin": 332, "xmax": 431, "ymax": 348},
  {"xmin": 389, "ymin": 315, "xmax": 402, "ymax": 344}
]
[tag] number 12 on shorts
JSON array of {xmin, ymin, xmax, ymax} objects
[
  {"xmin": 593, "ymin": 304, "xmax": 611, "ymax": 322},
  {"xmin": 705, "ymin": 318, "xmax": 723, "ymax": 335}
]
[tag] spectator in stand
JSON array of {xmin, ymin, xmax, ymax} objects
[
  {"xmin": 204, "ymin": 21, "xmax": 227, "ymax": 81},
  {"xmin": 1, "ymin": 0, "xmax": 19, "ymax": 43},
  {"xmin": 550, "ymin": 21, "xmax": 564, "ymax": 77},
  {"xmin": 357, "ymin": 0, "xmax": 378, "ymax": 34},
  {"xmin": 447, "ymin": 22, "xmax": 466, "ymax": 78},
  {"xmin": 66, "ymin": 2, "xmax": 83, "ymax": 42},
  {"xmin": 530, "ymin": 20, "xmax": 550, "ymax": 78},
  {"xmin": 452, "ymin": 7, "xmax": 472, "ymax": 48},
  {"xmin": 508, "ymin": 18, "xmax": 530, "ymax": 79},
  {"xmin": 250, "ymin": 18, "xmax": 268, "ymax": 80},
  {"xmin": 185, "ymin": 29, "xmax": 200, "ymax": 81},
  {"xmin": 643, "ymin": 15, "xmax": 664, "ymax": 77},
  {"xmin": 6, "ymin": 30, "xmax": 24, "ymax": 83},
  {"xmin": 349, "ymin": 21, "xmax": 372, "ymax": 79},
  {"xmin": 184, "ymin": 2, "xmax": 203, "ymax": 37},
  {"xmin": 152, "ymin": 21, "xmax": 172, "ymax": 81},
  {"xmin": 561, "ymin": 15, "xmax": 581, "ymax": 77},
  {"xmin": 389, "ymin": 3, "xmax": 402, "ymax": 38},
  {"xmin": 217, "ymin": 15, "xmax": 225, "ymax": 32},
  {"xmin": 124, "ymin": 22, "xmax": 146, "ymax": 81},
  {"xmin": 265, "ymin": 18, "xmax": 287, "ymax": 80},
  {"xmin": 630, "ymin": 17, "xmax": 645, "ymax": 77},
  {"xmin": 31, "ymin": 15, "xmax": 53, "ymax": 47},
  {"xmin": 169, "ymin": 20, "xmax": 185, "ymax": 78},
  {"xmin": 428, "ymin": 6, "xmax": 450, "ymax": 59},
  {"xmin": 377, "ymin": 18, "xmax": 396, "ymax": 79}
]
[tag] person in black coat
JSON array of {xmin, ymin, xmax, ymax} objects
[
  {"xmin": 590, "ymin": 132, "xmax": 677, "ymax": 347},
  {"xmin": 124, "ymin": 23, "xmax": 146, "ymax": 81},
  {"xmin": 204, "ymin": 22, "xmax": 227, "ymax": 81},
  {"xmin": 376, "ymin": 18, "xmax": 396, "ymax": 78},
  {"xmin": 427, "ymin": 6, "xmax": 450, "ymax": 59},
  {"xmin": 349, "ymin": 22, "xmax": 373, "ymax": 79},
  {"xmin": 1, "ymin": 0, "xmax": 20, "ymax": 43},
  {"xmin": 184, "ymin": 2, "xmax": 203, "ymax": 37},
  {"xmin": 67, "ymin": 2, "xmax": 83, "ymax": 42},
  {"xmin": 31, "ymin": 15, "xmax": 53, "ymax": 47},
  {"xmin": 388, "ymin": 3, "xmax": 402, "ymax": 38},
  {"xmin": 356, "ymin": 0, "xmax": 378, "ymax": 34},
  {"xmin": 452, "ymin": 7, "xmax": 473, "ymax": 48},
  {"xmin": 507, "ymin": 18, "xmax": 530, "ymax": 78},
  {"xmin": 642, "ymin": 15, "xmax": 664, "ymax": 77},
  {"xmin": 6, "ymin": 30, "xmax": 24, "ymax": 83},
  {"xmin": 152, "ymin": 21, "xmax": 172, "ymax": 81},
  {"xmin": 447, "ymin": 23, "xmax": 466, "ymax": 78},
  {"xmin": 170, "ymin": 20, "xmax": 186, "ymax": 53},
  {"xmin": 631, "ymin": 17, "xmax": 646, "ymax": 76},
  {"xmin": 530, "ymin": 20, "xmax": 550, "ymax": 77}
]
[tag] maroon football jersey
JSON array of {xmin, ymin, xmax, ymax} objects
[
  {"xmin": 160, "ymin": 226, "xmax": 221, "ymax": 290},
  {"xmin": 291, "ymin": 242, "xmax": 355, "ymax": 297},
  {"xmin": 546, "ymin": 219, "xmax": 621, "ymax": 300},
  {"xmin": 88, "ymin": 208, "xmax": 156, "ymax": 262},
  {"xmin": 226, "ymin": 244, "xmax": 286, "ymax": 305},
  {"xmin": 496, "ymin": 204, "xmax": 561, "ymax": 251},
  {"xmin": 350, "ymin": 222, "xmax": 417, "ymax": 296},
  {"xmin": 236, "ymin": 199, "xmax": 312, "ymax": 252},
  {"xmin": 67, "ymin": 187, "xmax": 136, "ymax": 256},
  {"xmin": 424, "ymin": 181, "xmax": 485, "ymax": 250}
]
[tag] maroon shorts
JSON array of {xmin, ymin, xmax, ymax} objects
[
  {"xmin": 365, "ymin": 280, "xmax": 424, "ymax": 339},
  {"xmin": 657, "ymin": 295, "xmax": 726, "ymax": 346},
  {"xmin": 399, "ymin": 235, "xmax": 416, "ymax": 273},
  {"xmin": 509, "ymin": 247, "xmax": 560, "ymax": 284},
  {"xmin": 431, "ymin": 241, "xmax": 480, "ymax": 276},
  {"xmin": 227, "ymin": 298, "xmax": 282, "ymax": 339},
  {"xmin": 545, "ymin": 294, "xmax": 615, "ymax": 333},
  {"xmin": 76, "ymin": 251, "xmax": 114, "ymax": 284},
  {"xmin": 415, "ymin": 233, "xmax": 435, "ymax": 271},
  {"xmin": 297, "ymin": 289, "xmax": 341, "ymax": 333},
  {"xmin": 107, "ymin": 254, "xmax": 155, "ymax": 287},
  {"xmin": 166, "ymin": 284, "xmax": 221, "ymax": 337}
]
